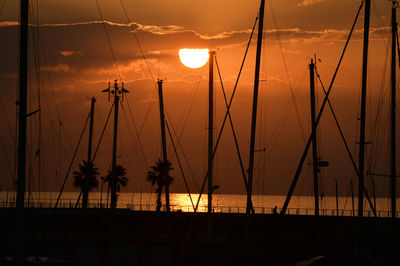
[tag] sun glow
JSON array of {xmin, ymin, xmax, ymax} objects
[{"xmin": 179, "ymin": 48, "xmax": 210, "ymax": 68}]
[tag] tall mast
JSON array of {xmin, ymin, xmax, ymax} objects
[
  {"xmin": 111, "ymin": 83, "xmax": 119, "ymax": 210},
  {"xmin": 208, "ymin": 51, "xmax": 215, "ymax": 215},
  {"xmin": 16, "ymin": 0, "xmax": 29, "ymax": 215},
  {"xmin": 102, "ymin": 80, "xmax": 128, "ymax": 210},
  {"xmin": 246, "ymin": 0, "xmax": 265, "ymax": 214},
  {"xmin": 157, "ymin": 80, "xmax": 170, "ymax": 212},
  {"xmin": 309, "ymin": 59, "xmax": 319, "ymax": 216},
  {"xmin": 390, "ymin": 0, "xmax": 397, "ymax": 219},
  {"xmin": 87, "ymin": 97, "xmax": 95, "ymax": 163},
  {"xmin": 357, "ymin": 0, "xmax": 371, "ymax": 217}
]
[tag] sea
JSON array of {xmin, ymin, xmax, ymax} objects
[{"xmin": 0, "ymin": 191, "xmax": 397, "ymax": 218}]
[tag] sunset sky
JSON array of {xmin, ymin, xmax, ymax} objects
[{"xmin": 0, "ymin": 0, "xmax": 398, "ymax": 199}]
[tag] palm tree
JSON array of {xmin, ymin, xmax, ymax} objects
[
  {"xmin": 146, "ymin": 159, "xmax": 173, "ymax": 211},
  {"xmin": 73, "ymin": 160, "xmax": 99, "ymax": 210},
  {"xmin": 104, "ymin": 164, "xmax": 128, "ymax": 209}
]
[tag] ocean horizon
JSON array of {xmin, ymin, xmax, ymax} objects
[{"xmin": 0, "ymin": 191, "xmax": 397, "ymax": 217}]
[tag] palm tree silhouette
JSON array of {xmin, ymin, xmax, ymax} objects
[
  {"xmin": 146, "ymin": 159, "xmax": 173, "ymax": 211},
  {"xmin": 105, "ymin": 164, "xmax": 128, "ymax": 209},
  {"xmin": 73, "ymin": 160, "xmax": 99, "ymax": 210}
]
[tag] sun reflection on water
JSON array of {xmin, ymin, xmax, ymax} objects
[{"xmin": 170, "ymin": 193, "xmax": 208, "ymax": 212}]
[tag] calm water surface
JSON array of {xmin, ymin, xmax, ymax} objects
[{"xmin": 0, "ymin": 191, "xmax": 396, "ymax": 216}]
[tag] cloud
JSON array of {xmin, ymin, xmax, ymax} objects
[
  {"xmin": 297, "ymin": 0, "xmax": 330, "ymax": 7},
  {"xmin": 41, "ymin": 63, "xmax": 73, "ymax": 73},
  {"xmin": 0, "ymin": 21, "xmax": 18, "ymax": 27},
  {"xmin": 60, "ymin": 50, "xmax": 82, "ymax": 56}
]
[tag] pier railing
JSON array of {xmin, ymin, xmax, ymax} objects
[{"xmin": 1, "ymin": 200, "xmax": 397, "ymax": 218}]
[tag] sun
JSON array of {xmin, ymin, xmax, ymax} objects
[{"xmin": 179, "ymin": 49, "xmax": 210, "ymax": 68}]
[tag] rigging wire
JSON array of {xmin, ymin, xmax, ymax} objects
[
  {"xmin": 122, "ymin": 97, "xmax": 149, "ymax": 169},
  {"xmin": 270, "ymin": 1, "xmax": 307, "ymax": 144},
  {"xmin": 165, "ymin": 121, "xmax": 195, "ymax": 210},
  {"xmin": 176, "ymin": 69, "xmax": 204, "ymax": 140},
  {"xmin": 0, "ymin": 97, "xmax": 15, "ymax": 152},
  {"xmin": 186, "ymin": 13, "xmax": 259, "ymax": 214},
  {"xmin": 266, "ymin": 71, "xmax": 307, "ymax": 156},
  {"xmin": 281, "ymin": 0, "xmax": 377, "ymax": 217},
  {"xmin": 119, "ymin": 0, "xmax": 157, "ymax": 88},
  {"xmin": 165, "ymin": 110, "xmax": 200, "ymax": 191},
  {"xmin": 33, "ymin": 0, "xmax": 43, "ymax": 194},
  {"xmin": 95, "ymin": 0, "xmax": 153, "ymax": 189},
  {"xmin": 367, "ymin": 37, "xmax": 390, "ymax": 177},
  {"xmin": 95, "ymin": 0, "xmax": 122, "ymax": 80},
  {"xmin": 92, "ymin": 102, "xmax": 114, "ymax": 161},
  {"xmin": 0, "ymin": 0, "xmax": 6, "ymax": 17},
  {"xmin": 0, "ymin": 133, "xmax": 13, "ymax": 179},
  {"xmin": 54, "ymin": 111, "xmax": 90, "ymax": 208},
  {"xmin": 214, "ymin": 56, "xmax": 249, "ymax": 192},
  {"xmin": 314, "ymin": 66, "xmax": 361, "ymax": 183},
  {"xmin": 159, "ymin": 70, "xmax": 206, "ymax": 194},
  {"xmin": 118, "ymin": 0, "xmax": 162, "ymax": 167}
]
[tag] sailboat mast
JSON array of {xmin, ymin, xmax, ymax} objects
[
  {"xmin": 246, "ymin": 0, "xmax": 265, "ymax": 214},
  {"xmin": 111, "ymin": 81, "xmax": 120, "ymax": 210},
  {"xmin": 87, "ymin": 97, "xmax": 95, "ymax": 163},
  {"xmin": 357, "ymin": 0, "xmax": 371, "ymax": 217},
  {"xmin": 157, "ymin": 80, "xmax": 170, "ymax": 212},
  {"xmin": 309, "ymin": 59, "xmax": 319, "ymax": 216},
  {"xmin": 16, "ymin": 0, "xmax": 29, "ymax": 214},
  {"xmin": 208, "ymin": 51, "xmax": 215, "ymax": 215},
  {"xmin": 390, "ymin": 0, "xmax": 397, "ymax": 219}
]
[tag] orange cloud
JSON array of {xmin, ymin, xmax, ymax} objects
[
  {"xmin": 41, "ymin": 63, "xmax": 73, "ymax": 73},
  {"xmin": 297, "ymin": 0, "xmax": 330, "ymax": 7},
  {"xmin": 60, "ymin": 50, "xmax": 82, "ymax": 56}
]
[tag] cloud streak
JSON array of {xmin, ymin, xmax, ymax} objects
[{"xmin": 297, "ymin": 0, "xmax": 330, "ymax": 7}]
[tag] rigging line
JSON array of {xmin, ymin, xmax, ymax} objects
[
  {"xmin": 214, "ymin": 56, "xmax": 249, "ymax": 193},
  {"xmin": 367, "ymin": 45, "xmax": 389, "ymax": 173},
  {"xmin": 36, "ymin": 36, "xmax": 66, "ymax": 142},
  {"xmin": 0, "ymin": 133, "xmax": 13, "ymax": 179},
  {"xmin": 314, "ymin": 66, "xmax": 360, "ymax": 181},
  {"xmin": 0, "ymin": 0, "xmax": 6, "ymax": 18},
  {"xmin": 34, "ymin": 0, "xmax": 43, "ymax": 194},
  {"xmin": 179, "ymin": 16, "xmax": 259, "ymax": 263},
  {"xmin": 165, "ymin": 121, "xmax": 195, "ymax": 210},
  {"xmin": 281, "ymin": 0, "xmax": 379, "ymax": 217},
  {"xmin": 95, "ymin": 0, "xmax": 122, "ymax": 80},
  {"xmin": 119, "ymin": 99, "xmax": 149, "ymax": 169},
  {"xmin": 119, "ymin": 0, "xmax": 156, "ymax": 87},
  {"xmin": 188, "ymin": 14, "xmax": 259, "ymax": 213},
  {"xmin": 118, "ymin": 0, "xmax": 161, "ymax": 152},
  {"xmin": 123, "ymin": 97, "xmax": 149, "ymax": 168},
  {"xmin": 92, "ymin": 102, "xmax": 114, "ymax": 161},
  {"xmin": 397, "ymin": 29, "xmax": 400, "ymax": 67},
  {"xmin": 54, "ymin": 111, "xmax": 90, "ymax": 209},
  {"xmin": 270, "ymin": 1, "xmax": 307, "ymax": 143},
  {"xmin": 36, "ymin": 36, "xmax": 75, "ymax": 156},
  {"xmin": 74, "ymin": 191, "xmax": 82, "ymax": 209},
  {"xmin": 164, "ymin": 110, "xmax": 200, "ymax": 191},
  {"xmin": 265, "ymin": 71, "xmax": 307, "ymax": 162},
  {"xmin": 177, "ymin": 69, "xmax": 204, "ymax": 141},
  {"xmin": 372, "ymin": 0, "xmax": 388, "ymax": 42},
  {"xmin": 0, "ymin": 96, "xmax": 15, "ymax": 146}
]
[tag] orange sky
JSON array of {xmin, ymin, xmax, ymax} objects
[{"xmin": 0, "ymin": 0, "xmax": 398, "ymax": 198}]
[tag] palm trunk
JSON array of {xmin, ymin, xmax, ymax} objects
[
  {"xmin": 111, "ymin": 183, "xmax": 118, "ymax": 209},
  {"xmin": 82, "ymin": 187, "xmax": 89, "ymax": 210},
  {"xmin": 156, "ymin": 187, "xmax": 162, "ymax": 211}
]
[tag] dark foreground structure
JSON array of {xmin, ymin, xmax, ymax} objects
[{"xmin": 1, "ymin": 209, "xmax": 399, "ymax": 266}]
